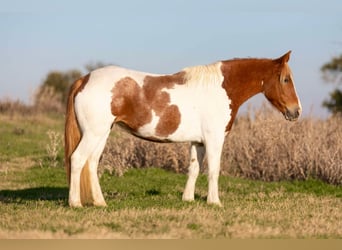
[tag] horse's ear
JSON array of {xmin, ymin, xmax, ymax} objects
[{"xmin": 275, "ymin": 51, "xmax": 291, "ymax": 64}]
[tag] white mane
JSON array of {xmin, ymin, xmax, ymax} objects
[{"xmin": 182, "ymin": 62, "xmax": 223, "ymax": 87}]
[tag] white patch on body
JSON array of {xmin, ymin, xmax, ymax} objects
[
  {"xmin": 137, "ymin": 110, "xmax": 160, "ymax": 137},
  {"xmin": 164, "ymin": 62, "xmax": 232, "ymax": 143}
]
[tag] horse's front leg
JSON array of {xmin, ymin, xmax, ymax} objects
[
  {"xmin": 205, "ymin": 135, "xmax": 225, "ymax": 206},
  {"xmin": 182, "ymin": 143, "xmax": 205, "ymax": 201}
]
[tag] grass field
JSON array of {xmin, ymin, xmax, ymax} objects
[{"xmin": 0, "ymin": 113, "xmax": 341, "ymax": 238}]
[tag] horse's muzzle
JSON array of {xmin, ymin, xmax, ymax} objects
[{"xmin": 284, "ymin": 106, "xmax": 301, "ymax": 121}]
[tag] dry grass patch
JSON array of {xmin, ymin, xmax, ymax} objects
[
  {"xmin": 223, "ymin": 107, "xmax": 342, "ymax": 184},
  {"xmin": 0, "ymin": 193, "xmax": 340, "ymax": 239}
]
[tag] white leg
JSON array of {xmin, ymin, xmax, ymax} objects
[
  {"xmin": 69, "ymin": 134, "xmax": 94, "ymax": 207},
  {"xmin": 88, "ymin": 131, "xmax": 110, "ymax": 206},
  {"xmin": 69, "ymin": 132, "xmax": 108, "ymax": 207},
  {"xmin": 182, "ymin": 143, "xmax": 205, "ymax": 201},
  {"xmin": 205, "ymin": 135, "xmax": 225, "ymax": 206},
  {"xmin": 69, "ymin": 156, "xmax": 84, "ymax": 207}
]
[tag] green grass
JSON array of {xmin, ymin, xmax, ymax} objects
[
  {"xmin": 1, "ymin": 166, "xmax": 341, "ymax": 238},
  {"xmin": 7, "ymin": 165, "xmax": 340, "ymax": 209},
  {"xmin": 0, "ymin": 114, "xmax": 341, "ymax": 238},
  {"xmin": 0, "ymin": 114, "xmax": 64, "ymax": 164}
]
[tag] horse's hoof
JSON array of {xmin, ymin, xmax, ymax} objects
[
  {"xmin": 207, "ymin": 200, "xmax": 223, "ymax": 208},
  {"xmin": 69, "ymin": 202, "xmax": 83, "ymax": 208},
  {"xmin": 94, "ymin": 201, "xmax": 107, "ymax": 207}
]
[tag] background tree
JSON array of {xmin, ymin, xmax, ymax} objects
[
  {"xmin": 34, "ymin": 69, "xmax": 82, "ymax": 113},
  {"xmin": 321, "ymin": 54, "xmax": 342, "ymax": 114},
  {"xmin": 85, "ymin": 62, "xmax": 110, "ymax": 72}
]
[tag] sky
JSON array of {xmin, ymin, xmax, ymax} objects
[{"xmin": 1, "ymin": 0, "xmax": 342, "ymax": 118}]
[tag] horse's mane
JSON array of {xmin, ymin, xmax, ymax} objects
[{"xmin": 182, "ymin": 62, "xmax": 223, "ymax": 87}]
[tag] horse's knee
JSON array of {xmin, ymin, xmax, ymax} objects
[{"xmin": 71, "ymin": 152, "xmax": 84, "ymax": 171}]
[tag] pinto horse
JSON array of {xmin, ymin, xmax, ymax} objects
[{"xmin": 65, "ymin": 51, "xmax": 301, "ymax": 207}]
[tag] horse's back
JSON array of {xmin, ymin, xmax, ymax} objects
[
  {"xmin": 74, "ymin": 65, "xmax": 157, "ymax": 107},
  {"xmin": 89, "ymin": 66, "xmax": 160, "ymax": 87}
]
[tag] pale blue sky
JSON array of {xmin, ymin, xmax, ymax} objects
[{"xmin": 1, "ymin": 0, "xmax": 341, "ymax": 117}]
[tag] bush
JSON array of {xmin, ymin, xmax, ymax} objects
[
  {"xmin": 0, "ymin": 89, "xmax": 64, "ymax": 115},
  {"xmin": 100, "ymin": 106, "xmax": 342, "ymax": 185},
  {"xmin": 100, "ymin": 130, "xmax": 190, "ymax": 177},
  {"xmin": 0, "ymin": 99, "xmax": 34, "ymax": 116},
  {"xmin": 33, "ymin": 85, "xmax": 64, "ymax": 113},
  {"xmin": 222, "ymin": 107, "xmax": 342, "ymax": 185},
  {"xmin": 33, "ymin": 70, "xmax": 82, "ymax": 113}
]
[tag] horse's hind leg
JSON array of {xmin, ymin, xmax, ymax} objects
[
  {"xmin": 69, "ymin": 133, "xmax": 95, "ymax": 207},
  {"xmin": 87, "ymin": 130, "xmax": 111, "ymax": 207},
  {"xmin": 69, "ymin": 132, "xmax": 109, "ymax": 207},
  {"xmin": 182, "ymin": 143, "xmax": 205, "ymax": 201}
]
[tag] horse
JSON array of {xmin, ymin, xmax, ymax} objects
[{"xmin": 65, "ymin": 51, "xmax": 301, "ymax": 207}]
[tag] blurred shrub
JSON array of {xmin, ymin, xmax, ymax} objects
[
  {"xmin": 222, "ymin": 106, "xmax": 342, "ymax": 185},
  {"xmin": 0, "ymin": 99, "xmax": 34, "ymax": 116},
  {"xmin": 33, "ymin": 70, "xmax": 82, "ymax": 113}
]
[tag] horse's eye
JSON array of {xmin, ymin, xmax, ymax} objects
[{"xmin": 283, "ymin": 78, "xmax": 290, "ymax": 84}]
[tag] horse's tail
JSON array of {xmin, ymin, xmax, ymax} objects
[{"xmin": 64, "ymin": 75, "xmax": 89, "ymax": 186}]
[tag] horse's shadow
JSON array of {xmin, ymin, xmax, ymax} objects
[
  {"xmin": 0, "ymin": 187, "xmax": 207, "ymax": 206},
  {"xmin": 0, "ymin": 187, "xmax": 68, "ymax": 205}
]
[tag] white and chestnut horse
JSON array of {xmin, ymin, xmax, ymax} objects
[{"xmin": 65, "ymin": 51, "xmax": 301, "ymax": 207}]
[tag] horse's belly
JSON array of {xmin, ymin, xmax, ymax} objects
[{"xmin": 135, "ymin": 109, "xmax": 203, "ymax": 143}]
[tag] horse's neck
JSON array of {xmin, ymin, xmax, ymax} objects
[{"xmin": 221, "ymin": 59, "xmax": 272, "ymax": 110}]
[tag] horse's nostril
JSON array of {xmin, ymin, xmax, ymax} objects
[
  {"xmin": 285, "ymin": 106, "xmax": 301, "ymax": 121},
  {"xmin": 294, "ymin": 106, "xmax": 301, "ymax": 118}
]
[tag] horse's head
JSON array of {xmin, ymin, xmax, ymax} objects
[{"xmin": 263, "ymin": 51, "xmax": 302, "ymax": 121}]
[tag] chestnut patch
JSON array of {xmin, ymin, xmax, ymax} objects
[{"xmin": 111, "ymin": 72, "xmax": 185, "ymax": 137}]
